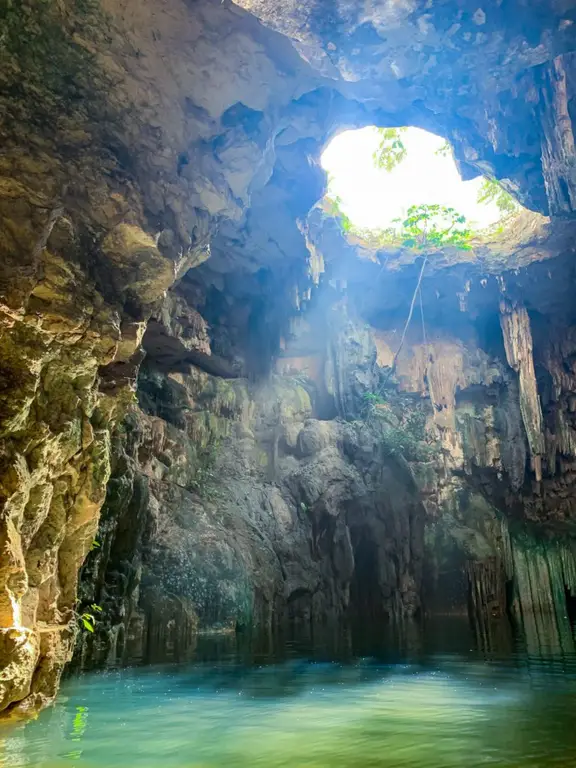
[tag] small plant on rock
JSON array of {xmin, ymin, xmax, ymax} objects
[
  {"xmin": 362, "ymin": 391, "xmax": 432, "ymax": 462},
  {"xmin": 75, "ymin": 602, "xmax": 103, "ymax": 633},
  {"xmin": 324, "ymin": 192, "xmax": 354, "ymax": 232}
]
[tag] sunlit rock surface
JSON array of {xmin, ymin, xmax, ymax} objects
[{"xmin": 1, "ymin": 0, "xmax": 576, "ymax": 714}]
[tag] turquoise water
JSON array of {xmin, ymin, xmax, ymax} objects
[{"xmin": 4, "ymin": 622, "xmax": 576, "ymax": 767}]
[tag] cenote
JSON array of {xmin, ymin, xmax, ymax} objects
[
  {"xmin": 5, "ymin": 621, "xmax": 576, "ymax": 767},
  {"xmin": 3, "ymin": 0, "xmax": 576, "ymax": 765}
]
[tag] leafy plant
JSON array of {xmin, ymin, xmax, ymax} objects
[
  {"xmin": 349, "ymin": 227, "xmax": 398, "ymax": 248},
  {"xmin": 435, "ymin": 141, "xmax": 452, "ymax": 157},
  {"xmin": 90, "ymin": 539, "xmax": 100, "ymax": 551},
  {"xmin": 325, "ymin": 141, "xmax": 474, "ymax": 251},
  {"xmin": 373, "ymin": 127, "xmax": 408, "ymax": 172},
  {"xmin": 362, "ymin": 392, "xmax": 432, "ymax": 461},
  {"xmin": 394, "ymin": 204, "xmax": 473, "ymax": 250},
  {"xmin": 324, "ymin": 193, "xmax": 354, "ymax": 232},
  {"xmin": 77, "ymin": 603, "xmax": 103, "ymax": 633},
  {"xmin": 477, "ymin": 178, "xmax": 517, "ymax": 214},
  {"xmin": 364, "ymin": 392, "xmax": 386, "ymax": 404}
]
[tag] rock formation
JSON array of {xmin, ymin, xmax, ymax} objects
[{"xmin": 1, "ymin": 0, "xmax": 576, "ymax": 716}]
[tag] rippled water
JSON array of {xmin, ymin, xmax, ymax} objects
[{"xmin": 4, "ymin": 620, "xmax": 576, "ymax": 767}]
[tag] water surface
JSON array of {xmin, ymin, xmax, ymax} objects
[{"xmin": 3, "ymin": 620, "xmax": 576, "ymax": 767}]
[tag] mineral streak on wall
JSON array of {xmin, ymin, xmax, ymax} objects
[
  {"xmin": 510, "ymin": 532, "xmax": 576, "ymax": 655},
  {"xmin": 499, "ymin": 300, "xmax": 545, "ymax": 480}
]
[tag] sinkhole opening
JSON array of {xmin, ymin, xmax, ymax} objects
[{"xmin": 320, "ymin": 126, "xmax": 523, "ymax": 248}]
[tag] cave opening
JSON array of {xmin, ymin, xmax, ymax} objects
[
  {"xmin": 320, "ymin": 125, "xmax": 523, "ymax": 246},
  {"xmin": 348, "ymin": 524, "xmax": 384, "ymax": 623}
]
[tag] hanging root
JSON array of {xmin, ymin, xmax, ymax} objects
[{"xmin": 378, "ymin": 255, "xmax": 428, "ymax": 394}]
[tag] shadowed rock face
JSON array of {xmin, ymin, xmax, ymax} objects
[
  {"xmin": 1, "ymin": 0, "xmax": 576, "ymax": 715},
  {"xmin": 74, "ymin": 285, "xmax": 427, "ymax": 667},
  {"xmin": 75, "ymin": 206, "xmax": 576, "ymax": 668},
  {"xmin": 229, "ymin": 0, "xmax": 576, "ymax": 214},
  {"xmin": 302, "ymin": 211, "xmax": 576, "ymax": 641}
]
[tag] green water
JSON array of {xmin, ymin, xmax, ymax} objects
[{"xmin": 3, "ymin": 621, "xmax": 576, "ymax": 768}]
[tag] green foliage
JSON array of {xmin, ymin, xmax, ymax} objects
[
  {"xmin": 394, "ymin": 204, "xmax": 473, "ymax": 250},
  {"xmin": 90, "ymin": 539, "xmax": 100, "ymax": 551},
  {"xmin": 325, "ymin": 136, "xmax": 473, "ymax": 251},
  {"xmin": 362, "ymin": 392, "xmax": 432, "ymax": 462},
  {"xmin": 477, "ymin": 178, "xmax": 517, "ymax": 214},
  {"xmin": 78, "ymin": 603, "xmax": 103, "ymax": 633},
  {"xmin": 324, "ymin": 193, "xmax": 354, "ymax": 232},
  {"xmin": 435, "ymin": 141, "xmax": 452, "ymax": 157},
  {"xmin": 323, "ymin": 201, "xmax": 473, "ymax": 252},
  {"xmin": 373, "ymin": 128, "xmax": 408, "ymax": 172},
  {"xmin": 348, "ymin": 227, "xmax": 399, "ymax": 248},
  {"xmin": 361, "ymin": 390, "xmax": 396, "ymax": 422},
  {"xmin": 363, "ymin": 392, "xmax": 386, "ymax": 405}
]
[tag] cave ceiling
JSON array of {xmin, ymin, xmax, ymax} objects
[
  {"xmin": 205, "ymin": 0, "xmax": 576, "ymax": 287},
  {"xmin": 3, "ymin": 0, "xmax": 575, "ymax": 319}
]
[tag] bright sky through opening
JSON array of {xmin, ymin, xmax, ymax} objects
[{"xmin": 321, "ymin": 126, "xmax": 504, "ymax": 231}]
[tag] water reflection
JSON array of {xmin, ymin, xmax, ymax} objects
[{"xmin": 3, "ymin": 618, "xmax": 576, "ymax": 767}]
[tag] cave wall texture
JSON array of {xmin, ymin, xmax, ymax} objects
[{"xmin": 1, "ymin": 0, "xmax": 576, "ymax": 716}]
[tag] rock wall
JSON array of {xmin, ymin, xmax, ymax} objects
[
  {"xmin": 1, "ymin": 0, "xmax": 576, "ymax": 716},
  {"xmin": 74, "ymin": 207, "xmax": 576, "ymax": 667},
  {"xmin": 75, "ymin": 280, "xmax": 427, "ymax": 666},
  {"xmin": 305, "ymin": 207, "xmax": 576, "ymax": 652}
]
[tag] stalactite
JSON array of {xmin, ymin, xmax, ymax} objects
[
  {"xmin": 499, "ymin": 517, "xmax": 514, "ymax": 580},
  {"xmin": 541, "ymin": 328, "xmax": 576, "ymax": 475},
  {"xmin": 499, "ymin": 300, "xmax": 545, "ymax": 480},
  {"xmin": 466, "ymin": 558, "xmax": 507, "ymax": 648},
  {"xmin": 540, "ymin": 54, "xmax": 576, "ymax": 216},
  {"xmin": 510, "ymin": 534, "xmax": 576, "ymax": 655}
]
